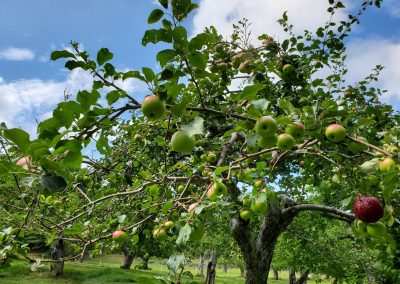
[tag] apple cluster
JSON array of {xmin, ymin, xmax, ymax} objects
[{"xmin": 254, "ymin": 116, "xmax": 304, "ymax": 151}]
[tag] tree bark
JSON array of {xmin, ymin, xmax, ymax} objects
[
  {"xmin": 295, "ymin": 270, "xmax": 310, "ymax": 284},
  {"xmin": 222, "ymin": 264, "xmax": 228, "ymax": 273},
  {"xmin": 240, "ymin": 267, "xmax": 245, "ymax": 277},
  {"xmin": 120, "ymin": 247, "xmax": 134, "ymax": 269},
  {"xmin": 50, "ymin": 238, "xmax": 64, "ymax": 276},
  {"xmin": 196, "ymin": 253, "xmax": 205, "ymax": 276},
  {"xmin": 289, "ymin": 268, "xmax": 296, "ymax": 284},
  {"xmin": 231, "ymin": 198, "xmax": 295, "ymax": 284},
  {"xmin": 205, "ymin": 249, "xmax": 217, "ymax": 284},
  {"xmin": 273, "ymin": 269, "xmax": 279, "ymax": 280}
]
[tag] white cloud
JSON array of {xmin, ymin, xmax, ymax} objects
[
  {"xmin": 192, "ymin": 0, "xmax": 350, "ymax": 41},
  {"xmin": 383, "ymin": 0, "xmax": 400, "ymax": 17},
  {"xmin": 0, "ymin": 69, "xmax": 143, "ymax": 136},
  {"xmin": 345, "ymin": 38, "xmax": 400, "ymax": 105},
  {"xmin": 0, "ymin": 47, "xmax": 35, "ymax": 61}
]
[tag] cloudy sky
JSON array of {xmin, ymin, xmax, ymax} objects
[{"xmin": 0, "ymin": 0, "xmax": 399, "ymax": 134}]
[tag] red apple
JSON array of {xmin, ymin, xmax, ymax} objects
[
  {"xmin": 353, "ymin": 196, "xmax": 384, "ymax": 223},
  {"xmin": 112, "ymin": 230, "xmax": 128, "ymax": 243}
]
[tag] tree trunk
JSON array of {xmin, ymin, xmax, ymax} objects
[
  {"xmin": 295, "ymin": 270, "xmax": 310, "ymax": 284},
  {"xmin": 50, "ymin": 238, "xmax": 64, "ymax": 276},
  {"xmin": 240, "ymin": 267, "xmax": 245, "ymax": 277},
  {"xmin": 205, "ymin": 249, "xmax": 217, "ymax": 284},
  {"xmin": 120, "ymin": 247, "xmax": 134, "ymax": 269},
  {"xmin": 222, "ymin": 264, "xmax": 228, "ymax": 273},
  {"xmin": 289, "ymin": 268, "xmax": 296, "ymax": 284},
  {"xmin": 273, "ymin": 269, "xmax": 279, "ymax": 280},
  {"xmin": 333, "ymin": 279, "xmax": 338, "ymax": 284},
  {"xmin": 231, "ymin": 198, "xmax": 295, "ymax": 284},
  {"xmin": 196, "ymin": 253, "xmax": 205, "ymax": 276},
  {"xmin": 140, "ymin": 253, "xmax": 150, "ymax": 270}
]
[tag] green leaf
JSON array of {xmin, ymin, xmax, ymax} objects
[
  {"xmin": 162, "ymin": 201, "xmax": 173, "ymax": 214},
  {"xmin": 156, "ymin": 49, "xmax": 177, "ymax": 67},
  {"xmin": 159, "ymin": 0, "xmax": 168, "ymax": 9},
  {"xmin": 176, "ymin": 224, "xmax": 191, "ymax": 245},
  {"xmin": 96, "ymin": 48, "xmax": 113, "ymax": 66},
  {"xmin": 123, "ymin": 70, "xmax": 145, "ymax": 81},
  {"xmin": 106, "ymin": 90, "xmax": 120, "ymax": 105},
  {"xmin": 40, "ymin": 175, "xmax": 67, "ymax": 193},
  {"xmin": 240, "ymin": 84, "xmax": 264, "ymax": 100},
  {"xmin": 188, "ymin": 51, "xmax": 207, "ymax": 70},
  {"xmin": 172, "ymin": 0, "xmax": 191, "ymax": 21},
  {"xmin": 117, "ymin": 214, "xmax": 127, "ymax": 224},
  {"xmin": 77, "ymin": 90, "xmax": 101, "ymax": 112},
  {"xmin": 170, "ymin": 102, "xmax": 186, "ymax": 116},
  {"xmin": 62, "ymin": 151, "xmax": 82, "ymax": 170},
  {"xmin": 50, "ymin": 50, "xmax": 75, "ymax": 61},
  {"xmin": 64, "ymin": 223, "xmax": 84, "ymax": 235},
  {"xmin": 131, "ymin": 234, "xmax": 139, "ymax": 245},
  {"xmin": 359, "ymin": 159, "xmax": 380, "ymax": 174},
  {"xmin": 3, "ymin": 128, "xmax": 30, "ymax": 153},
  {"xmin": 142, "ymin": 29, "xmax": 172, "ymax": 46},
  {"xmin": 215, "ymin": 166, "xmax": 229, "ymax": 176},
  {"xmin": 167, "ymin": 254, "xmax": 185, "ymax": 273},
  {"xmin": 277, "ymin": 99, "xmax": 296, "ymax": 115},
  {"xmin": 96, "ymin": 134, "xmax": 110, "ymax": 155},
  {"xmin": 181, "ymin": 117, "xmax": 204, "ymax": 137},
  {"xmin": 0, "ymin": 161, "xmax": 9, "ymax": 175},
  {"xmin": 65, "ymin": 60, "xmax": 88, "ymax": 70},
  {"xmin": 172, "ymin": 26, "xmax": 188, "ymax": 47},
  {"xmin": 142, "ymin": 67, "xmax": 155, "ymax": 82},
  {"xmin": 53, "ymin": 109, "xmax": 75, "ymax": 129},
  {"xmin": 148, "ymin": 9, "xmax": 164, "ymax": 24},
  {"xmin": 189, "ymin": 33, "xmax": 213, "ymax": 51},
  {"xmin": 252, "ymin": 99, "xmax": 270, "ymax": 112}
]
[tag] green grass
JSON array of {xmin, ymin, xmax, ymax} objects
[{"xmin": 0, "ymin": 255, "xmax": 333, "ymax": 284}]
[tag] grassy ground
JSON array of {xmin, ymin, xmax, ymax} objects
[{"xmin": 0, "ymin": 254, "xmax": 333, "ymax": 284}]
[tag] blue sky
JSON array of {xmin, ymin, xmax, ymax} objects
[{"xmin": 0, "ymin": 0, "xmax": 400, "ymax": 134}]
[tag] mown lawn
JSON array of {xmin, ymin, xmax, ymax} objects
[{"xmin": 0, "ymin": 254, "xmax": 333, "ymax": 283}]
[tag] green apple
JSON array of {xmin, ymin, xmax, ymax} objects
[
  {"xmin": 112, "ymin": 230, "xmax": 128, "ymax": 243},
  {"xmin": 251, "ymin": 199, "xmax": 268, "ymax": 214},
  {"xmin": 282, "ymin": 64, "xmax": 295, "ymax": 74},
  {"xmin": 164, "ymin": 221, "xmax": 174, "ymax": 229},
  {"xmin": 133, "ymin": 133, "xmax": 142, "ymax": 142},
  {"xmin": 240, "ymin": 209, "xmax": 251, "ymax": 221},
  {"xmin": 177, "ymin": 185, "xmax": 185, "ymax": 193},
  {"xmin": 254, "ymin": 180, "xmax": 263, "ymax": 188},
  {"xmin": 200, "ymin": 154, "xmax": 208, "ymax": 162},
  {"xmin": 258, "ymin": 134, "xmax": 278, "ymax": 148},
  {"xmin": 379, "ymin": 157, "xmax": 396, "ymax": 172},
  {"xmin": 285, "ymin": 122, "xmax": 305, "ymax": 139},
  {"xmin": 171, "ymin": 131, "xmax": 195, "ymax": 153},
  {"xmin": 239, "ymin": 60, "xmax": 253, "ymax": 74},
  {"xmin": 141, "ymin": 95, "xmax": 166, "ymax": 120},
  {"xmin": 325, "ymin": 124, "xmax": 346, "ymax": 143},
  {"xmin": 242, "ymin": 199, "xmax": 251, "ymax": 208},
  {"xmin": 276, "ymin": 134, "xmax": 295, "ymax": 151},
  {"xmin": 232, "ymin": 53, "xmax": 244, "ymax": 68},
  {"xmin": 207, "ymin": 182, "xmax": 227, "ymax": 201},
  {"xmin": 347, "ymin": 137, "xmax": 368, "ymax": 153},
  {"xmin": 367, "ymin": 222, "xmax": 386, "ymax": 238},
  {"xmin": 153, "ymin": 228, "xmax": 167, "ymax": 240},
  {"xmin": 207, "ymin": 152, "xmax": 217, "ymax": 163},
  {"xmin": 255, "ymin": 116, "xmax": 278, "ymax": 137},
  {"xmin": 190, "ymin": 223, "xmax": 205, "ymax": 241}
]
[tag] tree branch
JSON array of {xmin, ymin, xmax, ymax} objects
[{"xmin": 283, "ymin": 203, "xmax": 355, "ymax": 222}]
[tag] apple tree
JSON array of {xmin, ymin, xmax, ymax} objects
[{"xmin": 1, "ymin": 0, "xmax": 400, "ymax": 283}]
